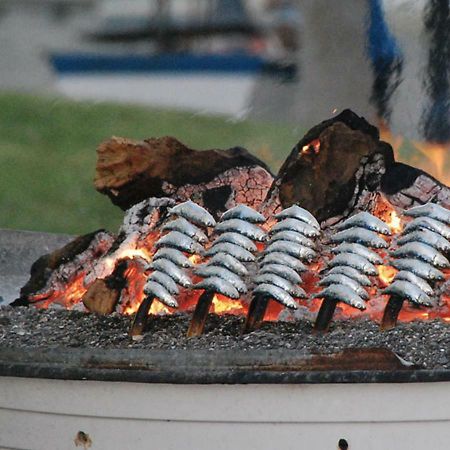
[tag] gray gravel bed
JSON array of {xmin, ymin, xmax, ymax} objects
[{"xmin": 0, "ymin": 306, "xmax": 449, "ymax": 369}]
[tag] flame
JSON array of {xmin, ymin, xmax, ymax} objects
[
  {"xmin": 212, "ymin": 294, "xmax": 245, "ymax": 314},
  {"xmin": 372, "ymin": 195, "xmax": 403, "ymax": 234},
  {"xmin": 377, "ymin": 265, "xmax": 398, "ymax": 286},
  {"xmin": 411, "ymin": 141, "xmax": 450, "ymax": 185},
  {"xmin": 301, "ymin": 139, "xmax": 321, "ymax": 155}
]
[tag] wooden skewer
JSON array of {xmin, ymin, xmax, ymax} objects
[
  {"xmin": 314, "ymin": 298, "xmax": 338, "ymax": 332},
  {"xmin": 129, "ymin": 296, "xmax": 154, "ymax": 337},
  {"xmin": 187, "ymin": 291, "xmax": 214, "ymax": 337},
  {"xmin": 243, "ymin": 295, "xmax": 269, "ymax": 333},
  {"xmin": 381, "ymin": 295, "xmax": 404, "ymax": 330}
]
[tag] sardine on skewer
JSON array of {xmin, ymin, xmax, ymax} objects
[
  {"xmin": 255, "ymin": 273, "xmax": 306, "ymax": 298},
  {"xmin": 270, "ymin": 230, "xmax": 316, "ymax": 248},
  {"xmin": 220, "ymin": 204, "xmax": 266, "ymax": 224},
  {"xmin": 336, "ymin": 212, "xmax": 391, "ymax": 235},
  {"xmin": 403, "ymin": 217, "xmax": 450, "ymax": 240},
  {"xmin": 215, "ymin": 219, "xmax": 267, "ymax": 242},
  {"xmin": 318, "ymin": 274, "xmax": 369, "ymax": 299},
  {"xmin": 155, "ymin": 231, "xmax": 204, "ymax": 255},
  {"xmin": 314, "ymin": 284, "xmax": 366, "ymax": 310},
  {"xmin": 274, "ymin": 205, "xmax": 320, "ymax": 230},
  {"xmin": 259, "ymin": 263, "xmax": 302, "ymax": 284},
  {"xmin": 391, "ymin": 242, "xmax": 450, "ymax": 268},
  {"xmin": 264, "ymin": 240, "xmax": 317, "ymax": 262},
  {"xmin": 404, "ymin": 203, "xmax": 450, "ymax": 225},
  {"xmin": 390, "ymin": 258, "xmax": 445, "ymax": 281},
  {"xmin": 393, "ymin": 271, "xmax": 433, "ymax": 296},
  {"xmin": 194, "ymin": 265, "xmax": 247, "ymax": 294},
  {"xmin": 325, "ymin": 266, "xmax": 372, "ymax": 286},
  {"xmin": 397, "ymin": 229, "xmax": 450, "ymax": 253},
  {"xmin": 328, "ymin": 253, "xmax": 378, "ymax": 276},
  {"xmin": 253, "ymin": 283, "xmax": 298, "ymax": 309},
  {"xmin": 214, "ymin": 232, "xmax": 258, "ymax": 252},
  {"xmin": 331, "ymin": 227, "xmax": 388, "ymax": 248},
  {"xmin": 270, "ymin": 218, "xmax": 321, "ymax": 237},
  {"xmin": 169, "ymin": 200, "xmax": 216, "ymax": 227},
  {"xmin": 383, "ymin": 280, "xmax": 432, "ymax": 306},
  {"xmin": 143, "ymin": 281, "xmax": 178, "ymax": 308},
  {"xmin": 162, "ymin": 217, "xmax": 208, "ymax": 243},
  {"xmin": 204, "ymin": 242, "xmax": 256, "ymax": 262},
  {"xmin": 331, "ymin": 242, "xmax": 383, "ymax": 264}
]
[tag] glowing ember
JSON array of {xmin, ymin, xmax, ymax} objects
[
  {"xmin": 212, "ymin": 294, "xmax": 245, "ymax": 315},
  {"xmin": 377, "ymin": 265, "xmax": 398, "ymax": 286},
  {"xmin": 372, "ymin": 195, "xmax": 403, "ymax": 234},
  {"xmin": 301, "ymin": 139, "xmax": 321, "ymax": 155}
]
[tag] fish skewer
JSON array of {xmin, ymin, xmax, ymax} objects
[
  {"xmin": 188, "ymin": 205, "xmax": 266, "ymax": 337},
  {"xmin": 131, "ymin": 200, "xmax": 211, "ymax": 337},
  {"xmin": 244, "ymin": 205, "xmax": 320, "ymax": 333}
]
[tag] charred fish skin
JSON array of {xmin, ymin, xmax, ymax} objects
[
  {"xmin": 404, "ymin": 203, "xmax": 450, "ymax": 225},
  {"xmin": 336, "ymin": 211, "xmax": 391, "ymax": 235},
  {"xmin": 315, "ymin": 284, "xmax": 366, "ymax": 310},
  {"xmin": 264, "ymin": 240, "xmax": 317, "ymax": 262},
  {"xmin": 194, "ymin": 276, "xmax": 240, "ymax": 299},
  {"xmin": 152, "ymin": 248, "xmax": 194, "ymax": 268},
  {"xmin": 259, "ymin": 264, "xmax": 302, "ymax": 284},
  {"xmin": 270, "ymin": 218, "xmax": 321, "ymax": 238},
  {"xmin": 143, "ymin": 281, "xmax": 178, "ymax": 308},
  {"xmin": 318, "ymin": 274, "xmax": 369, "ymax": 299},
  {"xmin": 383, "ymin": 280, "xmax": 432, "ymax": 306},
  {"xmin": 326, "ymin": 266, "xmax": 371, "ymax": 286},
  {"xmin": 391, "ymin": 258, "xmax": 445, "ymax": 281},
  {"xmin": 261, "ymin": 252, "xmax": 307, "ymax": 273},
  {"xmin": 397, "ymin": 229, "xmax": 450, "ymax": 253},
  {"xmin": 148, "ymin": 271, "xmax": 179, "ymax": 295},
  {"xmin": 255, "ymin": 273, "xmax": 306, "ymax": 298},
  {"xmin": 274, "ymin": 205, "xmax": 320, "ymax": 230},
  {"xmin": 206, "ymin": 253, "xmax": 249, "ymax": 277},
  {"xmin": 391, "ymin": 242, "xmax": 450, "ymax": 269},
  {"xmin": 204, "ymin": 242, "xmax": 256, "ymax": 262},
  {"xmin": 328, "ymin": 253, "xmax": 378, "ymax": 276},
  {"xmin": 393, "ymin": 271, "xmax": 434, "ymax": 296},
  {"xmin": 148, "ymin": 258, "xmax": 192, "ymax": 287},
  {"xmin": 194, "ymin": 265, "xmax": 247, "ymax": 294},
  {"xmin": 162, "ymin": 218, "xmax": 208, "ymax": 243},
  {"xmin": 270, "ymin": 230, "xmax": 316, "ymax": 248},
  {"xmin": 331, "ymin": 242, "xmax": 383, "ymax": 264},
  {"xmin": 331, "ymin": 227, "xmax": 388, "ymax": 248},
  {"xmin": 220, "ymin": 204, "xmax": 266, "ymax": 224},
  {"xmin": 403, "ymin": 217, "xmax": 450, "ymax": 240},
  {"xmin": 168, "ymin": 200, "xmax": 216, "ymax": 228},
  {"xmin": 253, "ymin": 283, "xmax": 298, "ymax": 309},
  {"xmin": 215, "ymin": 219, "xmax": 267, "ymax": 242},
  {"xmin": 155, "ymin": 231, "xmax": 204, "ymax": 255},
  {"xmin": 214, "ymin": 232, "xmax": 258, "ymax": 252}
]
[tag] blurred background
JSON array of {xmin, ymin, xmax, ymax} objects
[{"xmin": 0, "ymin": 0, "xmax": 448, "ymax": 234}]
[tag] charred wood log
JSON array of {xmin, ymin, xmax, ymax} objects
[
  {"xmin": 261, "ymin": 109, "xmax": 450, "ymax": 222},
  {"xmin": 95, "ymin": 136, "xmax": 274, "ymax": 216},
  {"xmin": 13, "ymin": 230, "xmax": 115, "ymax": 307}
]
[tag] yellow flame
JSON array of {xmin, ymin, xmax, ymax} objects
[
  {"xmin": 377, "ymin": 265, "xmax": 398, "ymax": 285},
  {"xmin": 386, "ymin": 209, "xmax": 403, "ymax": 234},
  {"xmin": 211, "ymin": 294, "xmax": 244, "ymax": 314},
  {"xmin": 411, "ymin": 141, "xmax": 450, "ymax": 185}
]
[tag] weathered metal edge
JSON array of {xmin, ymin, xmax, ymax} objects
[{"xmin": 1, "ymin": 347, "xmax": 449, "ymax": 384}]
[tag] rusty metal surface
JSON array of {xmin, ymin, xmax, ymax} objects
[{"xmin": 1, "ymin": 346, "xmax": 449, "ymax": 384}]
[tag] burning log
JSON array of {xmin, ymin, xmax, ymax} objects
[
  {"xmin": 130, "ymin": 201, "xmax": 214, "ymax": 337},
  {"xmin": 244, "ymin": 205, "xmax": 319, "ymax": 333},
  {"xmin": 188, "ymin": 205, "xmax": 266, "ymax": 337},
  {"xmin": 381, "ymin": 203, "xmax": 450, "ymax": 329},
  {"xmin": 94, "ymin": 136, "xmax": 274, "ymax": 216}
]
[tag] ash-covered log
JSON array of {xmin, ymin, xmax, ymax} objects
[
  {"xmin": 95, "ymin": 136, "xmax": 274, "ymax": 217},
  {"xmin": 261, "ymin": 109, "xmax": 450, "ymax": 222}
]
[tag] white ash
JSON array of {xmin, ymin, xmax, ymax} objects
[{"xmin": 1, "ymin": 307, "xmax": 449, "ymax": 370}]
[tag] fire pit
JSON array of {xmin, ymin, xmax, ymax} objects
[{"xmin": 1, "ymin": 110, "xmax": 450, "ymax": 449}]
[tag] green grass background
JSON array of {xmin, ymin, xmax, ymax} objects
[{"xmin": 0, "ymin": 92, "xmax": 298, "ymax": 235}]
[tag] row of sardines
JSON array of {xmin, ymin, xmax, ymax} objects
[{"xmin": 139, "ymin": 200, "xmax": 449, "ymax": 330}]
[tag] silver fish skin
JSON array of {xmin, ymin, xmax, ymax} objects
[
  {"xmin": 261, "ymin": 252, "xmax": 307, "ymax": 273},
  {"xmin": 337, "ymin": 212, "xmax": 391, "ymax": 235},
  {"xmin": 162, "ymin": 217, "xmax": 208, "ymax": 243},
  {"xmin": 220, "ymin": 204, "xmax": 266, "ymax": 224},
  {"xmin": 403, "ymin": 217, "xmax": 450, "ymax": 240},
  {"xmin": 391, "ymin": 242, "xmax": 450, "ymax": 269},
  {"xmin": 404, "ymin": 203, "xmax": 450, "ymax": 225},
  {"xmin": 325, "ymin": 266, "xmax": 371, "ymax": 286},
  {"xmin": 255, "ymin": 273, "xmax": 306, "ymax": 298},
  {"xmin": 391, "ymin": 258, "xmax": 445, "ymax": 281},
  {"xmin": 274, "ymin": 205, "xmax": 320, "ymax": 230},
  {"xmin": 152, "ymin": 248, "xmax": 193, "ymax": 268},
  {"xmin": 270, "ymin": 230, "xmax": 316, "ymax": 248},
  {"xmin": 318, "ymin": 274, "xmax": 369, "ymax": 299},
  {"xmin": 148, "ymin": 258, "xmax": 192, "ymax": 287},
  {"xmin": 397, "ymin": 229, "xmax": 450, "ymax": 253},
  {"xmin": 215, "ymin": 219, "xmax": 267, "ymax": 242},
  {"xmin": 148, "ymin": 271, "xmax": 179, "ymax": 295},
  {"xmin": 169, "ymin": 200, "xmax": 216, "ymax": 227},
  {"xmin": 259, "ymin": 264, "xmax": 302, "ymax": 284},
  {"xmin": 155, "ymin": 231, "xmax": 204, "ymax": 255},
  {"xmin": 393, "ymin": 271, "xmax": 434, "ymax": 296},
  {"xmin": 206, "ymin": 253, "xmax": 249, "ymax": 277},
  {"xmin": 331, "ymin": 227, "xmax": 388, "ymax": 248},
  {"xmin": 271, "ymin": 218, "xmax": 320, "ymax": 237},
  {"xmin": 328, "ymin": 253, "xmax": 378, "ymax": 276},
  {"xmin": 253, "ymin": 283, "xmax": 298, "ymax": 309},
  {"xmin": 205, "ymin": 242, "xmax": 256, "ymax": 262},
  {"xmin": 315, "ymin": 284, "xmax": 366, "ymax": 309},
  {"xmin": 143, "ymin": 281, "xmax": 178, "ymax": 308},
  {"xmin": 194, "ymin": 265, "xmax": 247, "ymax": 294},
  {"xmin": 214, "ymin": 232, "xmax": 257, "ymax": 252},
  {"xmin": 264, "ymin": 240, "xmax": 317, "ymax": 262},
  {"xmin": 383, "ymin": 280, "xmax": 432, "ymax": 306},
  {"xmin": 331, "ymin": 243, "xmax": 383, "ymax": 264},
  {"xmin": 195, "ymin": 276, "xmax": 240, "ymax": 299}
]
